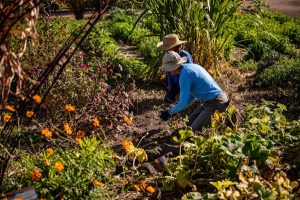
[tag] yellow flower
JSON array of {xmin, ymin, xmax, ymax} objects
[
  {"xmin": 133, "ymin": 184, "xmax": 140, "ymax": 192},
  {"xmin": 146, "ymin": 186, "xmax": 155, "ymax": 193},
  {"xmin": 122, "ymin": 140, "xmax": 134, "ymax": 152},
  {"xmin": 124, "ymin": 116, "xmax": 132, "ymax": 125},
  {"xmin": 30, "ymin": 168, "xmax": 41, "ymax": 181},
  {"xmin": 93, "ymin": 180, "xmax": 105, "ymax": 187},
  {"xmin": 6, "ymin": 105, "xmax": 16, "ymax": 112},
  {"xmin": 64, "ymin": 104, "xmax": 75, "ymax": 112},
  {"xmin": 76, "ymin": 130, "xmax": 85, "ymax": 139},
  {"xmin": 33, "ymin": 94, "xmax": 42, "ymax": 104},
  {"xmin": 46, "ymin": 148, "xmax": 54, "ymax": 156},
  {"xmin": 26, "ymin": 111, "xmax": 35, "ymax": 118},
  {"xmin": 92, "ymin": 117, "xmax": 100, "ymax": 127},
  {"xmin": 41, "ymin": 128, "xmax": 52, "ymax": 138},
  {"xmin": 54, "ymin": 161, "xmax": 64, "ymax": 172},
  {"xmin": 63, "ymin": 123, "xmax": 73, "ymax": 135},
  {"xmin": 3, "ymin": 114, "xmax": 12, "ymax": 122}
]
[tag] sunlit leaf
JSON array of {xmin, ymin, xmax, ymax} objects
[{"xmin": 210, "ymin": 180, "xmax": 235, "ymax": 190}]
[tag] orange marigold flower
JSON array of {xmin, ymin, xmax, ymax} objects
[
  {"xmin": 92, "ymin": 117, "xmax": 100, "ymax": 127},
  {"xmin": 33, "ymin": 95, "xmax": 42, "ymax": 104},
  {"xmin": 6, "ymin": 105, "xmax": 16, "ymax": 112},
  {"xmin": 63, "ymin": 123, "xmax": 73, "ymax": 135},
  {"xmin": 26, "ymin": 111, "xmax": 35, "ymax": 118},
  {"xmin": 124, "ymin": 116, "xmax": 132, "ymax": 125},
  {"xmin": 122, "ymin": 140, "xmax": 134, "ymax": 152},
  {"xmin": 146, "ymin": 186, "xmax": 155, "ymax": 193},
  {"xmin": 14, "ymin": 198, "xmax": 24, "ymax": 200},
  {"xmin": 76, "ymin": 130, "xmax": 85, "ymax": 139},
  {"xmin": 64, "ymin": 104, "xmax": 75, "ymax": 112},
  {"xmin": 141, "ymin": 180, "xmax": 147, "ymax": 189},
  {"xmin": 41, "ymin": 128, "xmax": 52, "ymax": 138},
  {"xmin": 54, "ymin": 161, "xmax": 64, "ymax": 172},
  {"xmin": 3, "ymin": 114, "xmax": 12, "ymax": 122},
  {"xmin": 133, "ymin": 184, "xmax": 141, "ymax": 192},
  {"xmin": 75, "ymin": 137, "xmax": 82, "ymax": 143},
  {"xmin": 44, "ymin": 159, "xmax": 50, "ymax": 166},
  {"xmin": 30, "ymin": 168, "xmax": 41, "ymax": 181},
  {"xmin": 93, "ymin": 180, "xmax": 105, "ymax": 187},
  {"xmin": 46, "ymin": 148, "xmax": 54, "ymax": 156}
]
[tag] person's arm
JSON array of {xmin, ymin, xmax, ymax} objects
[{"xmin": 169, "ymin": 71, "xmax": 192, "ymax": 114}]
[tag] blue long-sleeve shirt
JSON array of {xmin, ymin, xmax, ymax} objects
[
  {"xmin": 169, "ymin": 63, "xmax": 223, "ymax": 114},
  {"xmin": 167, "ymin": 50, "xmax": 193, "ymax": 88}
]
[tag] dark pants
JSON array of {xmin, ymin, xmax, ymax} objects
[{"xmin": 187, "ymin": 92, "xmax": 229, "ymax": 131}]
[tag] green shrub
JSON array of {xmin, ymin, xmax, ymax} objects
[
  {"xmin": 4, "ymin": 138, "xmax": 117, "ymax": 199},
  {"xmin": 235, "ymin": 12, "xmax": 300, "ymax": 60},
  {"xmin": 163, "ymin": 102, "xmax": 300, "ymax": 199},
  {"xmin": 255, "ymin": 57, "xmax": 300, "ymax": 97},
  {"xmin": 236, "ymin": 59, "xmax": 257, "ymax": 71}
]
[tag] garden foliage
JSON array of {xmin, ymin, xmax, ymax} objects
[{"xmin": 164, "ymin": 101, "xmax": 300, "ymax": 199}]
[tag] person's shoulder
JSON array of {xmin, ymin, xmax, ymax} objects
[
  {"xmin": 179, "ymin": 50, "xmax": 191, "ymax": 56},
  {"xmin": 184, "ymin": 63, "xmax": 199, "ymax": 68}
]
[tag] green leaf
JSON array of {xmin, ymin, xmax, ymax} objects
[
  {"xmin": 277, "ymin": 103, "xmax": 287, "ymax": 111},
  {"xmin": 210, "ymin": 180, "xmax": 235, "ymax": 190},
  {"xmin": 179, "ymin": 127, "xmax": 194, "ymax": 141},
  {"xmin": 173, "ymin": 136, "xmax": 179, "ymax": 143},
  {"xmin": 177, "ymin": 172, "xmax": 192, "ymax": 188}
]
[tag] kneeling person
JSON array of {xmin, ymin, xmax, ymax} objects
[{"xmin": 160, "ymin": 51, "xmax": 229, "ymax": 131}]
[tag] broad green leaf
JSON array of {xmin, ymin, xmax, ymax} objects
[
  {"xmin": 177, "ymin": 172, "xmax": 192, "ymax": 188},
  {"xmin": 210, "ymin": 180, "xmax": 235, "ymax": 190}
]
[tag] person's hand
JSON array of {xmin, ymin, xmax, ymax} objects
[{"xmin": 160, "ymin": 110, "xmax": 171, "ymax": 121}]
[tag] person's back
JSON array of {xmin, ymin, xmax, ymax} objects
[
  {"xmin": 182, "ymin": 63, "xmax": 222, "ymax": 102},
  {"xmin": 160, "ymin": 51, "xmax": 229, "ymax": 131},
  {"xmin": 169, "ymin": 63, "xmax": 223, "ymax": 114}
]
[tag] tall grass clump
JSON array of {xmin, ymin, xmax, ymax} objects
[{"xmin": 142, "ymin": 0, "xmax": 243, "ymax": 73}]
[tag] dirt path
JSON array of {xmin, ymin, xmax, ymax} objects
[
  {"xmin": 50, "ymin": 1, "xmax": 300, "ymax": 19},
  {"xmin": 267, "ymin": 0, "xmax": 300, "ymax": 18}
]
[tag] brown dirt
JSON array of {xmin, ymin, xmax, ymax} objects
[{"xmin": 267, "ymin": 0, "xmax": 300, "ymax": 18}]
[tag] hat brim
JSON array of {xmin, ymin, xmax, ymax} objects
[
  {"xmin": 157, "ymin": 40, "xmax": 187, "ymax": 51},
  {"xmin": 161, "ymin": 57, "xmax": 187, "ymax": 72}
]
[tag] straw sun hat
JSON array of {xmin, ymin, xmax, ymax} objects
[
  {"xmin": 157, "ymin": 34, "xmax": 187, "ymax": 51},
  {"xmin": 161, "ymin": 51, "xmax": 187, "ymax": 72}
]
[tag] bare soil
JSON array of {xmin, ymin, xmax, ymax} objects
[
  {"xmin": 127, "ymin": 64, "xmax": 300, "ymax": 139},
  {"xmin": 267, "ymin": 0, "xmax": 300, "ymax": 18}
]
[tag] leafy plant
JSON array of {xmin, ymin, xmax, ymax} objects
[
  {"xmin": 4, "ymin": 137, "xmax": 117, "ymax": 199},
  {"xmin": 162, "ymin": 102, "xmax": 300, "ymax": 199},
  {"xmin": 142, "ymin": 0, "xmax": 243, "ymax": 73}
]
